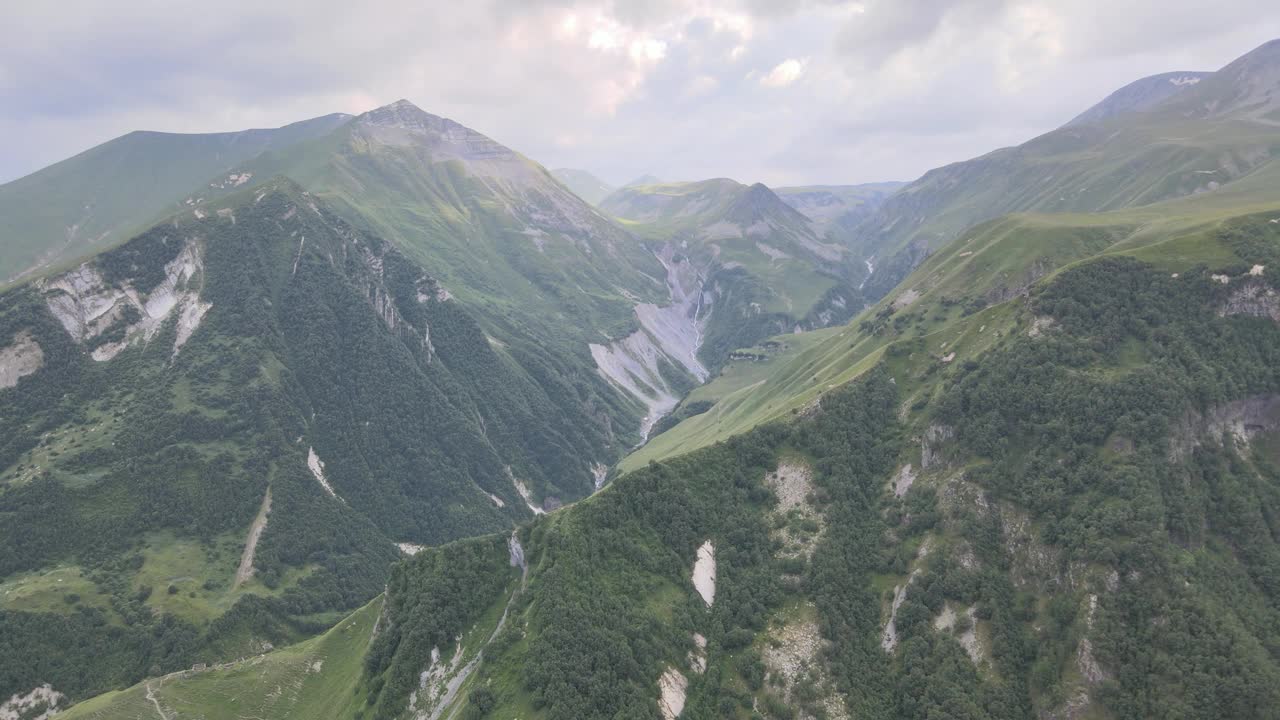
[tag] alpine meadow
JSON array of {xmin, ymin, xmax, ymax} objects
[{"xmin": 2, "ymin": 5, "xmax": 1280, "ymax": 720}]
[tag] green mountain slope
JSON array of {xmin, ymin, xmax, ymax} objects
[
  {"xmin": 0, "ymin": 179, "xmax": 641, "ymax": 704},
  {"xmin": 551, "ymin": 168, "xmax": 615, "ymax": 205},
  {"xmin": 347, "ymin": 250, "xmax": 1280, "ymax": 719},
  {"xmin": 189, "ymin": 101, "xmax": 740, "ymax": 441},
  {"xmin": 629, "ymin": 157, "xmax": 1280, "ymax": 471},
  {"xmin": 0, "ymin": 113, "xmax": 352, "ymax": 285},
  {"xmin": 1064, "ymin": 71, "xmax": 1211, "ymax": 127},
  {"xmin": 856, "ymin": 38, "xmax": 1280, "ymax": 301},
  {"xmin": 59, "ymin": 597, "xmax": 383, "ymax": 719},
  {"xmin": 600, "ymin": 178, "xmax": 860, "ymax": 367}
]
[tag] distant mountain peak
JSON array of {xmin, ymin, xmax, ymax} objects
[
  {"xmin": 354, "ymin": 98, "xmax": 517, "ymax": 162},
  {"xmin": 1154, "ymin": 37, "xmax": 1280, "ymax": 121},
  {"xmin": 1065, "ymin": 71, "xmax": 1211, "ymax": 127}
]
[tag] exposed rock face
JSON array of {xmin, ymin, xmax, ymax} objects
[
  {"xmin": 692, "ymin": 540, "xmax": 716, "ymax": 607},
  {"xmin": 0, "ymin": 331, "xmax": 44, "ymax": 389},
  {"xmin": 881, "ymin": 580, "xmax": 911, "ymax": 652},
  {"xmin": 688, "ymin": 633, "xmax": 707, "ymax": 674},
  {"xmin": 934, "ymin": 603, "xmax": 984, "ymax": 665},
  {"xmin": 307, "ymin": 447, "xmax": 340, "ymax": 499},
  {"xmin": 767, "ymin": 462, "xmax": 826, "ymax": 563},
  {"xmin": 1219, "ymin": 280, "xmax": 1279, "ymax": 322},
  {"xmin": 40, "ymin": 238, "xmax": 208, "ymax": 361},
  {"xmin": 890, "ymin": 463, "xmax": 916, "ymax": 497},
  {"xmin": 921, "ymin": 424, "xmax": 955, "ymax": 470},
  {"xmin": 762, "ymin": 612, "xmax": 849, "ymax": 720},
  {"xmin": 508, "ymin": 467, "xmax": 546, "ymax": 516},
  {"xmin": 0, "ymin": 684, "xmax": 64, "ymax": 720},
  {"xmin": 591, "ymin": 244, "xmax": 710, "ymax": 439},
  {"xmin": 1169, "ymin": 394, "xmax": 1280, "ymax": 460},
  {"xmin": 233, "ymin": 487, "xmax": 272, "ymax": 588},
  {"xmin": 658, "ymin": 667, "xmax": 688, "ymax": 720}
]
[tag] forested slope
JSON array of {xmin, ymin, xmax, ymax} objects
[
  {"xmin": 0, "ymin": 179, "xmax": 634, "ymax": 704},
  {"xmin": 353, "ymin": 250, "xmax": 1280, "ymax": 720}
]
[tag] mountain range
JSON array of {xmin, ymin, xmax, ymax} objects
[{"xmin": 1, "ymin": 34, "xmax": 1279, "ymax": 720}]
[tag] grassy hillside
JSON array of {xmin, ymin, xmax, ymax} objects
[
  {"xmin": 627, "ymin": 162, "xmax": 1280, "ymax": 471},
  {"xmin": 60, "ymin": 597, "xmax": 383, "ymax": 720},
  {"xmin": 0, "ymin": 113, "xmax": 352, "ymax": 285},
  {"xmin": 855, "ymin": 39, "xmax": 1280, "ymax": 301}
]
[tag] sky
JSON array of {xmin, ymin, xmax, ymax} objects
[{"xmin": 4, "ymin": 1, "xmax": 1280, "ymax": 187}]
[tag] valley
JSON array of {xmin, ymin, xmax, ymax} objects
[{"xmin": 2, "ymin": 29, "xmax": 1280, "ymax": 720}]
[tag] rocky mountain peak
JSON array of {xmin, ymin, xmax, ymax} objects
[{"xmin": 354, "ymin": 99, "xmax": 517, "ymax": 162}]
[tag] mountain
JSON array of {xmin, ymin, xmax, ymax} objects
[
  {"xmin": 17, "ymin": 37, "xmax": 1280, "ymax": 720},
  {"xmin": 598, "ymin": 178, "xmax": 860, "ymax": 393},
  {"xmin": 197, "ymin": 100, "xmax": 743, "ymax": 441},
  {"xmin": 854, "ymin": 38, "xmax": 1280, "ymax": 301},
  {"xmin": 75, "ymin": 230, "xmax": 1280, "ymax": 719},
  {"xmin": 0, "ymin": 99, "xmax": 725, "ymax": 704},
  {"xmin": 1160, "ymin": 38, "xmax": 1280, "ymax": 121},
  {"xmin": 0, "ymin": 113, "xmax": 353, "ymax": 284},
  {"xmin": 774, "ymin": 182, "xmax": 905, "ymax": 242},
  {"xmin": 0, "ymin": 176, "xmax": 658, "ymax": 702},
  {"xmin": 1064, "ymin": 71, "xmax": 1211, "ymax": 126},
  {"xmin": 623, "ymin": 173, "xmax": 664, "ymax": 187},
  {"xmin": 551, "ymin": 168, "xmax": 615, "ymax": 205}
]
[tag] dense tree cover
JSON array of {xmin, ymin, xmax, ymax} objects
[
  {"xmin": 699, "ymin": 267, "xmax": 859, "ymax": 373},
  {"xmin": 935, "ymin": 257, "xmax": 1280, "ymax": 717},
  {"xmin": 0, "ymin": 183, "xmax": 648, "ymax": 702},
  {"xmin": 516, "ymin": 427, "xmax": 787, "ymax": 720},
  {"xmin": 362, "ymin": 534, "xmax": 515, "ymax": 719},
  {"xmin": 371, "ymin": 253, "xmax": 1280, "ymax": 720},
  {"xmin": 649, "ymin": 399, "xmax": 715, "ymax": 439}
]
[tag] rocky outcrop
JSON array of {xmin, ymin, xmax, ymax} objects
[
  {"xmin": 591, "ymin": 245, "xmax": 710, "ymax": 439},
  {"xmin": 658, "ymin": 667, "xmax": 687, "ymax": 720},
  {"xmin": 921, "ymin": 424, "xmax": 955, "ymax": 470},
  {"xmin": 233, "ymin": 487, "xmax": 272, "ymax": 588},
  {"xmin": 1169, "ymin": 394, "xmax": 1280, "ymax": 461},
  {"xmin": 762, "ymin": 612, "xmax": 849, "ymax": 720},
  {"xmin": 307, "ymin": 447, "xmax": 341, "ymax": 499},
  {"xmin": 692, "ymin": 541, "xmax": 716, "ymax": 607},
  {"xmin": 0, "ymin": 684, "xmax": 64, "ymax": 720},
  {"xmin": 1219, "ymin": 279, "xmax": 1279, "ymax": 322},
  {"xmin": 40, "ymin": 238, "xmax": 208, "ymax": 361},
  {"xmin": 0, "ymin": 331, "xmax": 44, "ymax": 389}
]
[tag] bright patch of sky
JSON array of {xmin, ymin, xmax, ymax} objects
[{"xmin": 2, "ymin": 1, "xmax": 1279, "ymax": 186}]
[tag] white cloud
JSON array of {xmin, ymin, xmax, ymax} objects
[
  {"xmin": 760, "ymin": 58, "xmax": 807, "ymax": 87},
  {"xmin": 1, "ymin": 1, "xmax": 1279, "ymax": 187}
]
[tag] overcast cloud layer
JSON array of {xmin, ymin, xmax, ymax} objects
[{"xmin": 4, "ymin": 1, "xmax": 1279, "ymax": 186}]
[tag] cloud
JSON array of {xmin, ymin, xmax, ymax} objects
[
  {"xmin": 2, "ymin": 1, "xmax": 1279, "ymax": 187},
  {"xmin": 760, "ymin": 58, "xmax": 807, "ymax": 87}
]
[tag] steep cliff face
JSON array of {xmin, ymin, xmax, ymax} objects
[{"xmin": 40, "ymin": 236, "xmax": 208, "ymax": 361}]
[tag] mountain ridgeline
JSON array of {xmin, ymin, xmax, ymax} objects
[
  {"xmin": 5, "ymin": 34, "xmax": 1280, "ymax": 720},
  {"xmin": 854, "ymin": 38, "xmax": 1280, "ymax": 302}
]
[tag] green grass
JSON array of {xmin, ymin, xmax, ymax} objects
[
  {"xmin": 131, "ymin": 530, "xmax": 313, "ymax": 624},
  {"xmin": 61, "ymin": 597, "xmax": 383, "ymax": 720},
  {"xmin": 0, "ymin": 565, "xmax": 114, "ymax": 617},
  {"xmin": 625, "ymin": 172, "xmax": 1280, "ymax": 472}
]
